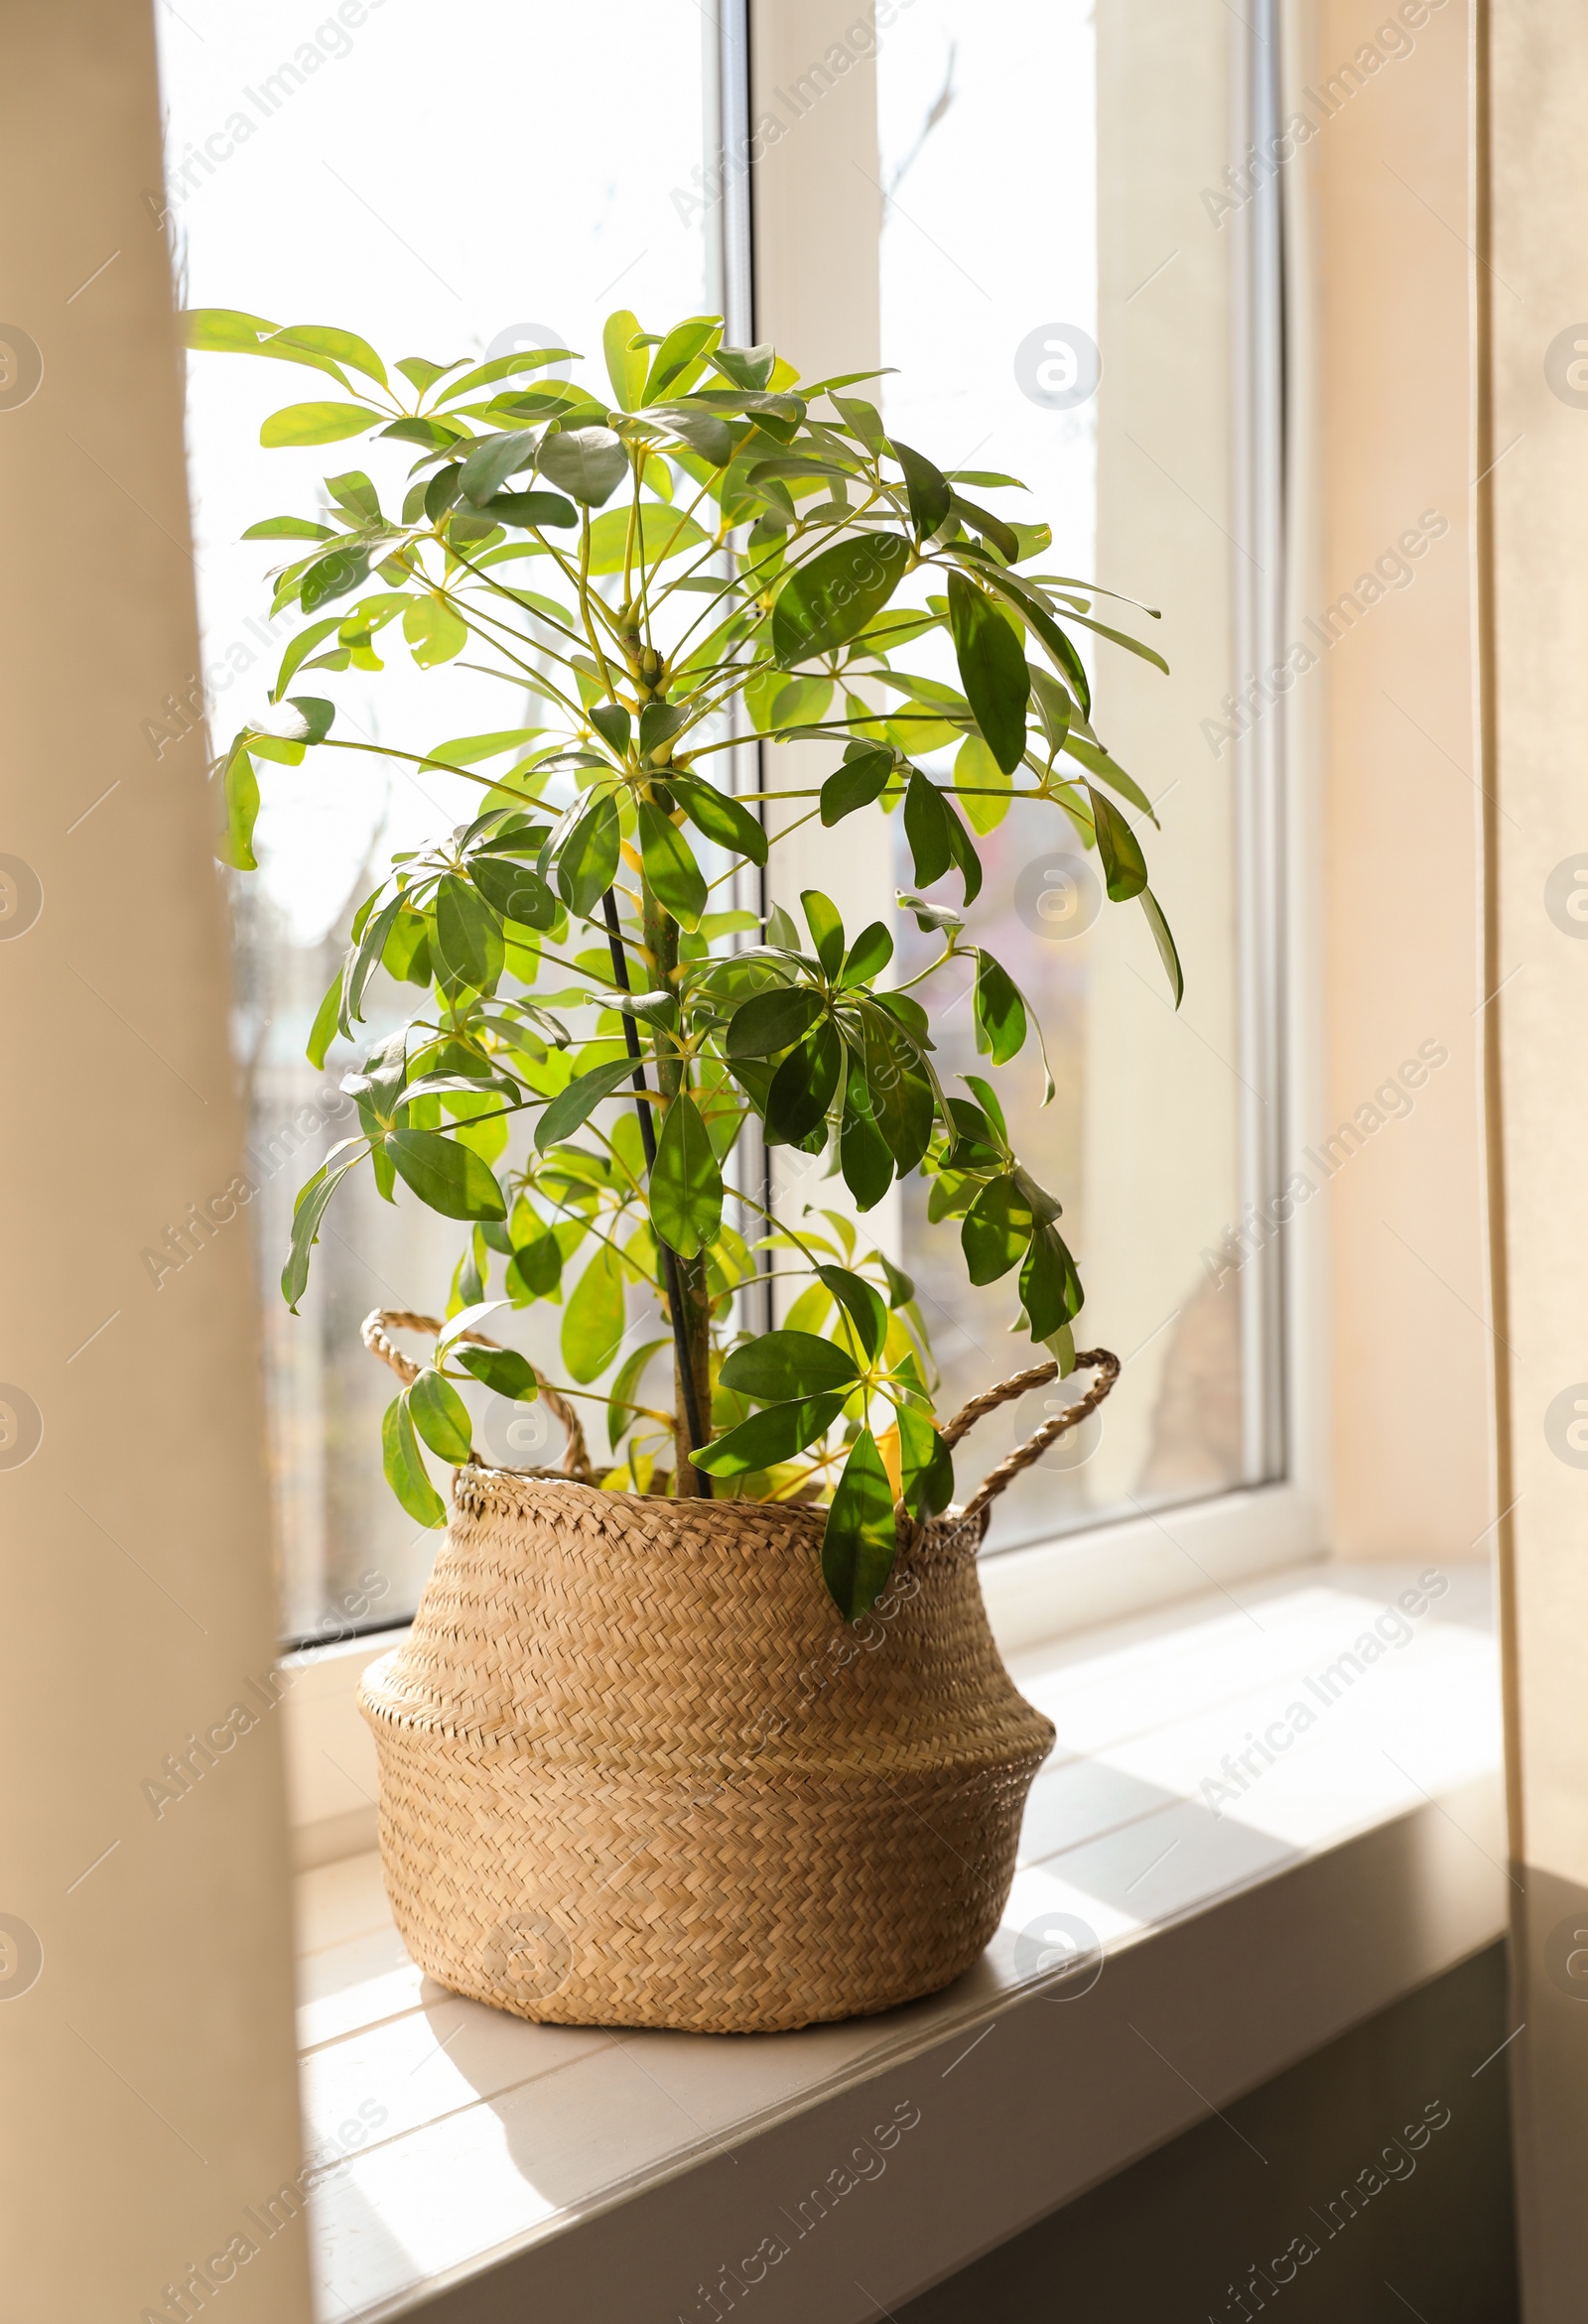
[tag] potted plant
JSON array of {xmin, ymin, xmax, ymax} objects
[{"xmin": 192, "ymin": 304, "xmax": 1179, "ymax": 2032}]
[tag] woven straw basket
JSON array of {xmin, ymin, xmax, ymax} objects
[{"xmin": 356, "ymin": 1311, "xmax": 1118, "ymax": 2035}]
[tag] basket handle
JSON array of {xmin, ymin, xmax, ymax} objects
[
  {"xmin": 360, "ymin": 1309, "xmax": 594, "ymax": 1483},
  {"xmin": 940, "ymin": 1348, "xmax": 1120, "ymax": 1525},
  {"xmin": 360, "ymin": 1313, "xmax": 1113, "ymax": 1513}
]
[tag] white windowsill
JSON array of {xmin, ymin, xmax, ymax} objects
[{"xmin": 293, "ymin": 1558, "xmax": 1504, "ymax": 2323}]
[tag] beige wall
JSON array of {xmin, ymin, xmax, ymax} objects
[
  {"xmin": 0, "ymin": 6, "xmax": 311, "ymax": 2319},
  {"xmin": 1303, "ymin": 0, "xmax": 1492, "ymax": 1561},
  {"xmin": 1481, "ymin": 1, "xmax": 1588, "ymax": 2309}
]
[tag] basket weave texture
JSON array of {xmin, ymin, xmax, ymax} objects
[{"xmin": 357, "ymin": 1468, "xmax": 1056, "ymax": 2033}]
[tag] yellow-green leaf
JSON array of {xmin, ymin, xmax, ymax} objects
[
  {"xmin": 260, "ymin": 401, "xmax": 381, "ymax": 448},
  {"xmin": 955, "ymin": 734, "xmax": 1011, "ymax": 835},
  {"xmin": 404, "ymin": 595, "xmax": 468, "ymax": 667}
]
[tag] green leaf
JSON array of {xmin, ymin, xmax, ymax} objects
[
  {"xmin": 288, "ymin": 695, "xmax": 336, "ymax": 743},
  {"xmin": 693, "ymin": 1390, "xmax": 850, "ymax": 1477},
  {"xmin": 878, "ymin": 1253, "xmax": 916, "ymax": 1309},
  {"xmin": 436, "ymin": 347, "xmax": 577, "ymax": 402},
  {"xmin": 403, "ymin": 594, "xmax": 468, "ymax": 667},
  {"xmin": 273, "ymin": 615, "xmax": 344, "ymax": 696},
  {"xmin": 381, "ymin": 415, "xmax": 463, "ymax": 452},
  {"xmin": 651, "ymin": 403, "xmax": 735, "ymax": 466},
  {"xmin": 561, "ymin": 1242, "xmax": 625, "ymax": 1382},
  {"xmin": 480, "ymin": 488, "xmax": 579, "ymax": 531},
  {"xmin": 534, "ymin": 1054, "xmax": 638, "ymax": 1151},
  {"xmin": 749, "ymin": 452, "xmax": 860, "ymax": 490},
  {"xmin": 840, "ymin": 1076, "xmax": 893, "ymax": 1211},
  {"xmin": 961, "ymin": 1174, "xmax": 1035, "ymax": 1284},
  {"xmin": 602, "ymin": 310, "xmax": 648, "ymax": 409},
  {"xmin": 1028, "ymin": 666, "xmax": 1074, "ymax": 756},
  {"xmin": 433, "ymin": 872, "xmax": 503, "ymax": 997},
  {"xmin": 816, "ymin": 1263, "xmax": 888, "ymax": 1361},
  {"xmin": 638, "ymin": 801, "xmax": 707, "ymax": 931},
  {"xmin": 459, "ymin": 428, "xmax": 538, "ymax": 505},
  {"xmin": 434, "ymin": 729, "xmax": 549, "ymax": 770},
  {"xmin": 889, "ymin": 438, "xmax": 953, "ymax": 538},
  {"xmin": 382, "ymin": 1395, "xmax": 448, "ymax": 1528},
  {"xmin": 726, "ymin": 985, "xmax": 825, "ymax": 1059},
  {"xmin": 947, "ymin": 571, "xmax": 1030, "ymax": 774},
  {"xmin": 764, "ymin": 1023, "xmax": 843, "ymax": 1145},
  {"xmin": 771, "ymin": 531, "xmax": 911, "ymax": 666},
  {"xmin": 444, "ymin": 1244, "xmax": 489, "ymax": 1325},
  {"xmin": 395, "ymin": 354, "xmax": 451, "ymax": 393},
  {"xmin": 590, "ymin": 702, "xmax": 631, "ymax": 755},
  {"xmin": 671, "ymin": 775, "xmax": 768, "ymax": 867},
  {"xmin": 639, "ymin": 703, "xmax": 691, "ymax": 758},
  {"xmin": 961, "ymin": 1072, "xmax": 1007, "ymax": 1139},
  {"xmin": 384, "ymin": 1128, "xmax": 506, "ymax": 1221},
  {"xmin": 820, "ymin": 744, "xmax": 893, "ymax": 827},
  {"xmin": 950, "ymin": 490, "xmax": 1019, "ymax": 563},
  {"xmin": 838, "ymin": 920, "xmax": 893, "ymax": 989},
  {"xmin": 260, "ymin": 401, "xmax": 380, "ymax": 448},
  {"xmin": 895, "ymin": 1404, "xmax": 954, "ymax": 1522},
  {"xmin": 968, "ymin": 562, "xmax": 1094, "ymax": 717},
  {"xmin": 408, "ymin": 1365, "xmax": 473, "ymax": 1463},
  {"xmin": 712, "ymin": 343, "xmax": 777, "ymax": 391},
  {"xmin": 1060, "ymin": 731, "xmax": 1156, "ymax": 823},
  {"xmin": 183, "ymin": 307, "xmax": 277, "ymax": 353},
  {"xmin": 902, "ymin": 769, "xmax": 953, "ymax": 888},
  {"xmin": 1140, "ymin": 885, "xmax": 1184, "ymax": 1007},
  {"xmin": 973, "ymin": 951, "xmax": 1026, "ymax": 1065},
  {"xmin": 944, "ymin": 1095, "xmax": 1005, "ymax": 1167},
  {"xmin": 1088, "ymin": 786, "xmax": 1148, "ymax": 900},
  {"xmin": 832, "ymin": 393, "xmax": 887, "ymax": 450},
  {"xmin": 650, "ymin": 1092, "xmax": 723, "ymax": 1259},
  {"xmin": 955, "ymin": 733, "xmax": 1011, "ymax": 834},
  {"xmin": 801, "ymin": 889, "xmax": 846, "ymax": 978},
  {"xmin": 218, "ymin": 743, "xmax": 260, "ymax": 871},
  {"xmin": 554, "ymin": 790, "xmax": 621, "ymax": 917},
  {"xmin": 608, "ymin": 1337, "xmax": 669, "ymax": 1450},
  {"xmin": 764, "ymin": 901, "xmax": 804, "ymax": 952},
  {"xmin": 470, "ymin": 854, "xmax": 558, "ymax": 930},
  {"xmin": 821, "ymin": 1430, "xmax": 897, "ymax": 1618},
  {"xmin": 269, "ymin": 323, "xmax": 387, "ymax": 389},
  {"xmin": 436, "ymin": 1294, "xmax": 508, "ymax": 1354},
  {"xmin": 1020, "ymin": 1225, "xmax": 1084, "ymax": 1341},
  {"xmin": 242, "ymin": 516, "xmax": 334, "ymax": 541},
  {"xmin": 537, "ymin": 426, "xmax": 628, "ymax": 506},
  {"xmin": 720, "ymin": 1330, "xmax": 861, "ymax": 1401},
  {"xmin": 585, "ymin": 501, "xmax": 710, "ymax": 574},
  {"xmin": 339, "ymin": 892, "xmax": 407, "ymax": 1032},
  {"xmin": 1048, "ymin": 600, "xmax": 1170, "ymax": 673},
  {"xmin": 506, "ymin": 1222, "xmax": 563, "ymax": 1301},
  {"xmin": 281, "ymin": 1152, "xmax": 360, "ymax": 1310},
  {"xmin": 454, "ymin": 1344, "xmax": 540, "ymax": 1402},
  {"xmin": 641, "ymin": 316, "xmax": 722, "ymax": 404},
  {"xmin": 860, "ymin": 1009, "xmax": 934, "ymax": 1173},
  {"xmin": 306, "ymin": 969, "xmax": 341, "ymax": 1069}
]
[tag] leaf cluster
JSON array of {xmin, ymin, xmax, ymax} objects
[{"xmin": 197, "ymin": 304, "xmax": 1181, "ymax": 1614}]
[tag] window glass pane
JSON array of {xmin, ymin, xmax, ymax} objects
[
  {"xmin": 878, "ymin": 1, "xmax": 1263, "ymax": 1548},
  {"xmin": 156, "ymin": 4, "xmax": 711, "ymax": 1637}
]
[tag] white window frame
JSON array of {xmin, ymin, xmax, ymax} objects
[
  {"xmin": 742, "ymin": 0, "xmax": 1325, "ymax": 1646},
  {"xmin": 278, "ymin": 0, "xmax": 1325, "ymax": 1743}
]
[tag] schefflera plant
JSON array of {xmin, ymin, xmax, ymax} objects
[{"xmin": 193, "ymin": 304, "xmax": 1181, "ymax": 1618}]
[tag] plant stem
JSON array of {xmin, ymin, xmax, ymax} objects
[{"xmin": 600, "ymin": 888, "xmax": 712, "ymax": 1496}]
